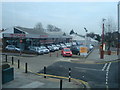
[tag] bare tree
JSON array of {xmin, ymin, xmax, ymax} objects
[
  {"xmin": 34, "ymin": 22, "xmax": 44, "ymax": 32},
  {"xmin": 47, "ymin": 24, "xmax": 61, "ymax": 32},
  {"xmin": 47, "ymin": 24, "xmax": 54, "ymax": 32},
  {"xmin": 104, "ymin": 17, "xmax": 117, "ymax": 51}
]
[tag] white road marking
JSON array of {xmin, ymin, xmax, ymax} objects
[
  {"xmin": 106, "ymin": 82, "xmax": 108, "ymax": 84},
  {"xmin": 105, "ymin": 62, "xmax": 112, "ymax": 87},
  {"xmin": 102, "ymin": 63, "xmax": 108, "ymax": 71},
  {"xmin": 106, "ymin": 62, "xmax": 111, "ymax": 71}
]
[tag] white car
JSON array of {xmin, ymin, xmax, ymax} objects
[
  {"xmin": 34, "ymin": 47, "xmax": 44, "ymax": 55},
  {"xmin": 40, "ymin": 46, "xmax": 50, "ymax": 54},
  {"xmin": 51, "ymin": 44, "xmax": 59, "ymax": 51},
  {"xmin": 65, "ymin": 43, "xmax": 72, "ymax": 48},
  {"xmin": 5, "ymin": 45, "xmax": 21, "ymax": 51}
]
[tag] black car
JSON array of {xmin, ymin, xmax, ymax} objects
[{"xmin": 70, "ymin": 45, "xmax": 80, "ymax": 55}]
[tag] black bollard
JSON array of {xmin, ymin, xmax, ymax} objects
[
  {"xmin": 60, "ymin": 79, "xmax": 62, "ymax": 90},
  {"xmin": 5, "ymin": 55, "xmax": 7, "ymax": 62},
  {"xmin": 18, "ymin": 59, "xmax": 20, "ymax": 69},
  {"xmin": 69, "ymin": 68, "xmax": 71, "ymax": 82},
  {"xmin": 25, "ymin": 63, "xmax": 27, "ymax": 73},
  {"xmin": 12, "ymin": 57, "xmax": 14, "ymax": 65},
  {"xmin": 44, "ymin": 66, "xmax": 46, "ymax": 78}
]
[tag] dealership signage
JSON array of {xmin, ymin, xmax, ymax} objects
[
  {"xmin": 3, "ymin": 33, "xmax": 72, "ymax": 39},
  {"xmin": 80, "ymin": 46, "xmax": 88, "ymax": 56}
]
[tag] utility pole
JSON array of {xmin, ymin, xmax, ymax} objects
[
  {"xmin": 100, "ymin": 18, "xmax": 106, "ymax": 59},
  {"xmin": 117, "ymin": 2, "xmax": 120, "ymax": 56}
]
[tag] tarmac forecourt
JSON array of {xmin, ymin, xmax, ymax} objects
[
  {"xmin": 2, "ymin": 54, "xmax": 120, "ymax": 88},
  {"xmin": 2, "ymin": 55, "xmax": 90, "ymax": 88}
]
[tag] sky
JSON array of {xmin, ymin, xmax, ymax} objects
[{"xmin": 1, "ymin": 1, "xmax": 119, "ymax": 35}]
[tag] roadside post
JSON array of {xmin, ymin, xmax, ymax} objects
[
  {"xmin": 5, "ymin": 55, "xmax": 7, "ymax": 62},
  {"xmin": 69, "ymin": 68, "xmax": 71, "ymax": 82},
  {"xmin": 25, "ymin": 63, "xmax": 27, "ymax": 73},
  {"xmin": 44, "ymin": 66, "xmax": 46, "ymax": 78},
  {"xmin": 11, "ymin": 57, "xmax": 14, "ymax": 65},
  {"xmin": 57, "ymin": 52, "xmax": 58, "ymax": 57},
  {"xmin": 18, "ymin": 59, "xmax": 20, "ymax": 69},
  {"xmin": 49, "ymin": 53, "xmax": 51, "ymax": 57},
  {"xmin": 60, "ymin": 79, "xmax": 62, "ymax": 90},
  {"xmin": 20, "ymin": 39, "xmax": 22, "ymax": 56}
]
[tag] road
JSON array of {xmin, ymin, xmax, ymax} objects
[
  {"xmin": 1, "ymin": 50, "xmax": 120, "ymax": 88},
  {"xmin": 38, "ymin": 61, "xmax": 120, "ymax": 88}
]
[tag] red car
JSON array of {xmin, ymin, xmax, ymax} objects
[{"xmin": 61, "ymin": 48, "xmax": 72, "ymax": 57}]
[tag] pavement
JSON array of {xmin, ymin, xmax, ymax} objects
[
  {"xmin": 1, "ymin": 46, "xmax": 119, "ymax": 89},
  {"xmin": 71, "ymin": 46, "xmax": 119, "ymax": 64},
  {"xmin": 2, "ymin": 65, "xmax": 83, "ymax": 89}
]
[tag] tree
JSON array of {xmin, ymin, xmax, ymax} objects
[
  {"xmin": 47, "ymin": 24, "xmax": 54, "ymax": 32},
  {"xmin": 69, "ymin": 29, "xmax": 75, "ymax": 35},
  {"xmin": 87, "ymin": 32, "xmax": 101, "ymax": 42},
  {"xmin": 47, "ymin": 24, "xmax": 61, "ymax": 32},
  {"xmin": 104, "ymin": 18, "xmax": 117, "ymax": 50},
  {"xmin": 34, "ymin": 22, "xmax": 44, "ymax": 32},
  {"xmin": 63, "ymin": 32, "xmax": 66, "ymax": 36}
]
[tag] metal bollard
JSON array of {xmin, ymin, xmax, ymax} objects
[
  {"xmin": 5, "ymin": 55, "xmax": 7, "ymax": 62},
  {"xmin": 25, "ymin": 63, "xmax": 27, "ymax": 73},
  {"xmin": 18, "ymin": 59, "xmax": 20, "ymax": 69},
  {"xmin": 60, "ymin": 79, "xmax": 62, "ymax": 90},
  {"xmin": 69, "ymin": 68, "xmax": 71, "ymax": 82},
  {"xmin": 44, "ymin": 66, "xmax": 46, "ymax": 78},
  {"xmin": 49, "ymin": 53, "xmax": 51, "ymax": 57},
  {"xmin": 57, "ymin": 53, "xmax": 58, "ymax": 57},
  {"xmin": 12, "ymin": 57, "xmax": 14, "ymax": 65}
]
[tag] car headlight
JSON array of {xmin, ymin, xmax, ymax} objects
[{"xmin": 63, "ymin": 52, "xmax": 66, "ymax": 54}]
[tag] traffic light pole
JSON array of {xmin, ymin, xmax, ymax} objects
[{"xmin": 100, "ymin": 19, "xmax": 105, "ymax": 59}]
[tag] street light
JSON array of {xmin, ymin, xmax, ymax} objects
[
  {"xmin": 100, "ymin": 18, "xmax": 106, "ymax": 59},
  {"xmin": 84, "ymin": 27, "xmax": 88, "ymax": 46},
  {"xmin": 117, "ymin": 2, "xmax": 120, "ymax": 56}
]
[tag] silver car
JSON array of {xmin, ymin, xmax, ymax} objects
[{"xmin": 5, "ymin": 45, "xmax": 21, "ymax": 51}]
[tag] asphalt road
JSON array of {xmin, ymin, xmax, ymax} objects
[{"xmin": 38, "ymin": 61, "xmax": 120, "ymax": 88}]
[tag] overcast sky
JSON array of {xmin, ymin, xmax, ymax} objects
[{"xmin": 1, "ymin": 2, "xmax": 118, "ymax": 35}]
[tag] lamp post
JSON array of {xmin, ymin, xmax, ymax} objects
[
  {"xmin": 117, "ymin": 2, "xmax": 120, "ymax": 56},
  {"xmin": 84, "ymin": 27, "xmax": 88, "ymax": 46},
  {"xmin": 100, "ymin": 18, "xmax": 106, "ymax": 59}
]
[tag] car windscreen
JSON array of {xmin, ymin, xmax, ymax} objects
[{"xmin": 64, "ymin": 49, "xmax": 70, "ymax": 51}]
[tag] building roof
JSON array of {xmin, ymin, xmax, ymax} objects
[
  {"xmin": 15, "ymin": 26, "xmax": 48, "ymax": 35},
  {"xmin": 70, "ymin": 34, "xmax": 85, "ymax": 41}
]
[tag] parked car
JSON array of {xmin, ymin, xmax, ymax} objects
[
  {"xmin": 51, "ymin": 44, "xmax": 59, "ymax": 51},
  {"xmin": 56, "ymin": 44, "xmax": 61, "ymax": 50},
  {"xmin": 89, "ymin": 44, "xmax": 94, "ymax": 51},
  {"xmin": 29, "ymin": 46, "xmax": 44, "ymax": 55},
  {"xmin": 60, "ymin": 43, "xmax": 66, "ymax": 50},
  {"xmin": 46, "ymin": 45, "xmax": 55, "ymax": 52},
  {"xmin": 61, "ymin": 48, "xmax": 72, "ymax": 57},
  {"xmin": 65, "ymin": 43, "xmax": 72, "ymax": 48},
  {"xmin": 40, "ymin": 46, "xmax": 50, "ymax": 54},
  {"xmin": 34, "ymin": 47, "xmax": 44, "ymax": 55},
  {"xmin": 70, "ymin": 45, "xmax": 80, "ymax": 55},
  {"xmin": 5, "ymin": 45, "xmax": 21, "ymax": 51}
]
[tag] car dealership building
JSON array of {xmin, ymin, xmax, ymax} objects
[{"xmin": 2, "ymin": 26, "xmax": 72, "ymax": 50}]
